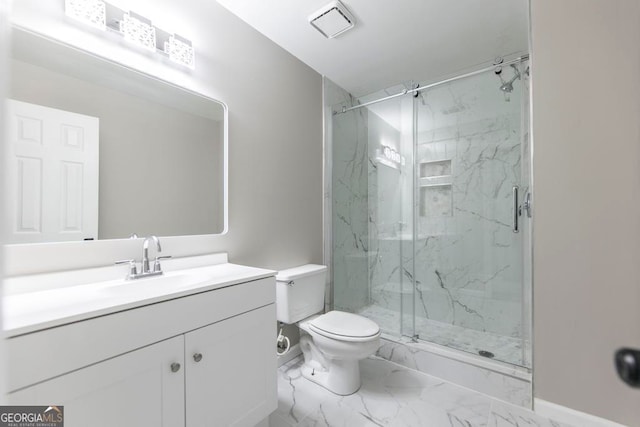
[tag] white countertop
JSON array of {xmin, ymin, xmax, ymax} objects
[{"xmin": 3, "ymin": 261, "xmax": 276, "ymax": 337}]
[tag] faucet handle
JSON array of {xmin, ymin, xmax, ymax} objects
[
  {"xmin": 115, "ymin": 259, "xmax": 138, "ymax": 276},
  {"xmin": 153, "ymin": 255, "xmax": 172, "ymax": 273}
]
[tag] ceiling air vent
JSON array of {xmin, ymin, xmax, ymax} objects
[{"xmin": 309, "ymin": 1, "xmax": 356, "ymax": 39}]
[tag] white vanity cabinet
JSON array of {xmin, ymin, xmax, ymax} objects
[
  {"xmin": 5, "ymin": 271, "xmax": 277, "ymax": 427},
  {"xmin": 185, "ymin": 305, "xmax": 275, "ymax": 426},
  {"xmin": 10, "ymin": 336, "xmax": 186, "ymax": 427}
]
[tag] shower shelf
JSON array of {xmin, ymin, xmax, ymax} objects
[
  {"xmin": 378, "ymin": 234, "xmax": 431, "ymax": 241},
  {"xmin": 419, "ymin": 176, "xmax": 452, "ymax": 187}
]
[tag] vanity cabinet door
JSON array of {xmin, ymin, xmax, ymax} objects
[
  {"xmin": 185, "ymin": 304, "xmax": 277, "ymax": 427},
  {"xmin": 9, "ymin": 336, "xmax": 185, "ymax": 427}
]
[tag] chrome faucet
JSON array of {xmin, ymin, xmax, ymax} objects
[
  {"xmin": 115, "ymin": 235, "xmax": 171, "ymax": 280},
  {"xmin": 142, "ymin": 235, "xmax": 161, "ymax": 274}
]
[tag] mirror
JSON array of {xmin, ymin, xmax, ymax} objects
[{"xmin": 5, "ymin": 28, "xmax": 227, "ymax": 244}]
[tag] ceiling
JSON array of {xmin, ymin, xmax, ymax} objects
[{"xmin": 215, "ymin": 0, "xmax": 529, "ymax": 97}]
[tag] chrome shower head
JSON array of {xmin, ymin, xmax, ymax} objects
[
  {"xmin": 500, "ymin": 81, "xmax": 514, "ymax": 93},
  {"xmin": 499, "ymin": 64, "xmax": 521, "ymax": 93}
]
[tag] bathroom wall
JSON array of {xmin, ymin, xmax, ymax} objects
[
  {"xmin": 531, "ymin": 0, "xmax": 640, "ymax": 424},
  {"xmin": 9, "ymin": 59, "xmax": 223, "ymax": 239},
  {"xmin": 6, "ymin": 0, "xmax": 323, "ymax": 274},
  {"xmin": 0, "ymin": 0, "xmax": 8, "ymax": 401}
]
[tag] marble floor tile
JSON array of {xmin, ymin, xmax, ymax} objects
[
  {"xmin": 487, "ymin": 401, "xmax": 574, "ymax": 427},
  {"xmin": 270, "ymin": 358, "xmax": 337, "ymax": 426},
  {"xmin": 357, "ymin": 304, "xmax": 527, "ymax": 367},
  {"xmin": 270, "ymin": 356, "xmax": 575, "ymax": 427}
]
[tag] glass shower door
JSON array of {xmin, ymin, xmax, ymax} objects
[
  {"xmin": 331, "ymin": 92, "xmax": 414, "ymax": 338},
  {"xmin": 411, "ymin": 62, "xmax": 530, "ymax": 367}
]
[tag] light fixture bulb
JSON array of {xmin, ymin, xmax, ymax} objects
[
  {"xmin": 65, "ymin": 0, "xmax": 107, "ymax": 31},
  {"xmin": 120, "ymin": 11, "xmax": 157, "ymax": 52},
  {"xmin": 164, "ymin": 34, "xmax": 195, "ymax": 69}
]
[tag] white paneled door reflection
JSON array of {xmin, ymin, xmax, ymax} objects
[{"xmin": 6, "ymin": 100, "xmax": 99, "ymax": 243}]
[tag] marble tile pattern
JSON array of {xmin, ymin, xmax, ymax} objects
[
  {"xmin": 329, "ymin": 66, "xmax": 532, "ymax": 367},
  {"xmin": 411, "ymin": 70, "xmax": 527, "ymax": 361},
  {"xmin": 323, "ymin": 78, "xmax": 347, "ymax": 312},
  {"xmin": 359, "ymin": 305, "xmax": 526, "ymax": 367},
  {"xmin": 331, "ymin": 91, "xmax": 371, "ymax": 314},
  {"xmin": 374, "ymin": 336, "xmax": 532, "ymax": 408},
  {"xmin": 269, "ymin": 356, "xmax": 572, "ymax": 427},
  {"xmin": 366, "ymin": 108, "xmax": 411, "ymax": 336}
]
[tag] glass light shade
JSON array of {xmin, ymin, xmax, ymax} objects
[
  {"xmin": 119, "ymin": 12, "xmax": 157, "ymax": 52},
  {"xmin": 164, "ymin": 34, "xmax": 195, "ymax": 69},
  {"xmin": 65, "ymin": 0, "xmax": 107, "ymax": 31}
]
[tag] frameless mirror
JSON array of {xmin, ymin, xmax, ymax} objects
[{"xmin": 5, "ymin": 28, "xmax": 227, "ymax": 244}]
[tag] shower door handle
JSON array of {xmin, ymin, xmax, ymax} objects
[
  {"xmin": 512, "ymin": 186, "xmax": 519, "ymax": 233},
  {"xmin": 523, "ymin": 191, "xmax": 532, "ymax": 218}
]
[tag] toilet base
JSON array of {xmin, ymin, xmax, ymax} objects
[{"xmin": 300, "ymin": 358, "xmax": 361, "ymax": 396}]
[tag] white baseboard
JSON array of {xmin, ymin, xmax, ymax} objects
[
  {"xmin": 277, "ymin": 343, "xmax": 302, "ymax": 367},
  {"xmin": 534, "ymin": 399, "xmax": 628, "ymax": 427}
]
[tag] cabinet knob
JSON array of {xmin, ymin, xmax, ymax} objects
[
  {"xmin": 193, "ymin": 353, "xmax": 203, "ymax": 363},
  {"xmin": 170, "ymin": 362, "xmax": 181, "ymax": 373}
]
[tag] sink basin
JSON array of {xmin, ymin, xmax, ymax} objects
[
  {"xmin": 3, "ymin": 261, "xmax": 275, "ymax": 336},
  {"xmin": 96, "ymin": 270, "xmax": 214, "ymax": 297}
]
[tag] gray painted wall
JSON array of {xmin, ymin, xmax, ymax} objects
[
  {"xmin": 531, "ymin": 0, "xmax": 640, "ymax": 424},
  {"xmin": 10, "ymin": 59, "xmax": 223, "ymax": 239},
  {"xmin": 0, "ymin": 0, "xmax": 8, "ymax": 401},
  {"xmin": 7, "ymin": 0, "xmax": 323, "ymax": 274}
]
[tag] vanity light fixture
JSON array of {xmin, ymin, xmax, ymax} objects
[
  {"xmin": 64, "ymin": 0, "xmax": 107, "ymax": 31},
  {"xmin": 375, "ymin": 145, "xmax": 405, "ymax": 170},
  {"xmin": 164, "ymin": 34, "xmax": 195, "ymax": 69},
  {"xmin": 64, "ymin": 0, "xmax": 196, "ymax": 70},
  {"xmin": 119, "ymin": 11, "xmax": 157, "ymax": 52},
  {"xmin": 382, "ymin": 146, "xmax": 405, "ymax": 165}
]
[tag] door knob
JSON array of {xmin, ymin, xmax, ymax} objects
[
  {"xmin": 615, "ymin": 348, "xmax": 640, "ymax": 387},
  {"xmin": 193, "ymin": 353, "xmax": 203, "ymax": 363},
  {"xmin": 170, "ymin": 362, "xmax": 181, "ymax": 373}
]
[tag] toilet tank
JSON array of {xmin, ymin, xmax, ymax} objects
[{"xmin": 276, "ymin": 264, "xmax": 327, "ymax": 324}]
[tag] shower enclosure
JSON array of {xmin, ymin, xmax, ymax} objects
[{"xmin": 330, "ymin": 57, "xmax": 531, "ymax": 368}]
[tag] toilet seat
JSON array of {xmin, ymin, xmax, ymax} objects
[{"xmin": 308, "ymin": 311, "xmax": 380, "ymax": 342}]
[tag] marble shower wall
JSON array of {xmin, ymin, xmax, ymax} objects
[
  {"xmin": 331, "ymin": 87, "xmax": 413, "ymax": 333},
  {"xmin": 411, "ymin": 66, "xmax": 528, "ymax": 361},
  {"xmin": 366, "ymin": 107, "xmax": 411, "ymax": 336},
  {"xmin": 329, "ymin": 80, "xmax": 371, "ymax": 314},
  {"xmin": 367, "ymin": 97, "xmax": 414, "ymax": 336}
]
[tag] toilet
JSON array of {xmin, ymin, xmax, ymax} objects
[{"xmin": 276, "ymin": 264, "xmax": 381, "ymax": 395}]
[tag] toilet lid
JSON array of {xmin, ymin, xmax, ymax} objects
[{"xmin": 309, "ymin": 311, "xmax": 380, "ymax": 338}]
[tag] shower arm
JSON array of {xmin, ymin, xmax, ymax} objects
[{"xmin": 506, "ymin": 65, "xmax": 522, "ymax": 85}]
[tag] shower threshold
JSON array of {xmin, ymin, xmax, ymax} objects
[{"xmin": 356, "ymin": 304, "xmax": 529, "ymax": 368}]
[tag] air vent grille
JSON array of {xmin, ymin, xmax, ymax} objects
[{"xmin": 309, "ymin": 1, "xmax": 356, "ymax": 39}]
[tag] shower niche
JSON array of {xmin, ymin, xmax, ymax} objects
[{"xmin": 418, "ymin": 160, "xmax": 452, "ymax": 218}]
